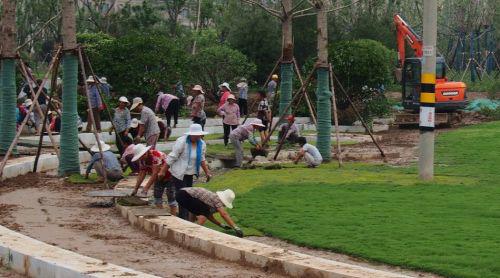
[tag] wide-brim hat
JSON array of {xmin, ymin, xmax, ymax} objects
[
  {"xmin": 91, "ymin": 140, "xmax": 111, "ymax": 152},
  {"xmin": 240, "ymin": 77, "xmax": 247, "ymax": 82},
  {"xmin": 192, "ymin": 85, "xmax": 205, "ymax": 94},
  {"xmin": 86, "ymin": 76, "xmax": 96, "ymax": 83},
  {"xmin": 118, "ymin": 96, "xmax": 129, "ymax": 104},
  {"xmin": 219, "ymin": 82, "xmax": 231, "ymax": 91},
  {"xmin": 227, "ymin": 94, "xmax": 236, "ymax": 101},
  {"xmin": 216, "ymin": 189, "xmax": 235, "ymax": 209},
  {"xmin": 24, "ymin": 99, "xmax": 33, "ymax": 107},
  {"xmin": 131, "ymin": 144, "xmax": 151, "ymax": 162},
  {"xmin": 130, "ymin": 118, "xmax": 140, "ymax": 128},
  {"xmin": 250, "ymin": 119, "xmax": 265, "ymax": 127},
  {"xmin": 184, "ymin": 123, "xmax": 209, "ymax": 136},
  {"xmin": 100, "ymin": 77, "xmax": 108, "ymax": 84},
  {"xmin": 130, "ymin": 97, "xmax": 143, "ymax": 111}
]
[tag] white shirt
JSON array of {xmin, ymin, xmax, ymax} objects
[
  {"xmin": 166, "ymin": 135, "xmax": 207, "ymax": 180},
  {"xmin": 302, "ymin": 143, "xmax": 322, "ymax": 162}
]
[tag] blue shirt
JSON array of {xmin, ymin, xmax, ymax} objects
[
  {"xmin": 86, "ymin": 151, "xmax": 121, "ymax": 174},
  {"xmin": 113, "ymin": 107, "xmax": 131, "ymax": 133},
  {"xmin": 88, "ymin": 85, "xmax": 102, "ymax": 108}
]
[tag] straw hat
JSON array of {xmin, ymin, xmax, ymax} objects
[
  {"xmin": 118, "ymin": 96, "xmax": 129, "ymax": 104},
  {"xmin": 192, "ymin": 85, "xmax": 205, "ymax": 94},
  {"xmin": 184, "ymin": 124, "xmax": 209, "ymax": 136},
  {"xmin": 216, "ymin": 189, "xmax": 235, "ymax": 209},
  {"xmin": 250, "ymin": 119, "xmax": 265, "ymax": 127},
  {"xmin": 130, "ymin": 97, "xmax": 143, "ymax": 111},
  {"xmin": 86, "ymin": 76, "xmax": 96, "ymax": 83},
  {"xmin": 91, "ymin": 140, "xmax": 111, "ymax": 152},
  {"xmin": 219, "ymin": 82, "xmax": 231, "ymax": 91},
  {"xmin": 130, "ymin": 118, "xmax": 140, "ymax": 128},
  {"xmin": 24, "ymin": 99, "xmax": 33, "ymax": 107},
  {"xmin": 131, "ymin": 144, "xmax": 151, "ymax": 162},
  {"xmin": 227, "ymin": 94, "xmax": 236, "ymax": 101}
]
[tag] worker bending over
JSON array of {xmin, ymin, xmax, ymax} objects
[
  {"xmin": 229, "ymin": 119, "xmax": 266, "ymax": 168},
  {"xmin": 85, "ymin": 141, "xmax": 123, "ymax": 182},
  {"xmin": 176, "ymin": 187, "xmax": 243, "ymax": 237},
  {"xmin": 292, "ymin": 137, "xmax": 323, "ymax": 168},
  {"xmin": 278, "ymin": 115, "xmax": 300, "ymax": 144}
]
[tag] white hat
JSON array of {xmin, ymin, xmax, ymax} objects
[
  {"xmin": 130, "ymin": 97, "xmax": 143, "ymax": 111},
  {"xmin": 184, "ymin": 124, "xmax": 209, "ymax": 136},
  {"xmin": 130, "ymin": 118, "xmax": 140, "ymax": 128},
  {"xmin": 131, "ymin": 144, "xmax": 151, "ymax": 162},
  {"xmin": 91, "ymin": 140, "xmax": 111, "ymax": 152},
  {"xmin": 118, "ymin": 96, "xmax": 129, "ymax": 104},
  {"xmin": 250, "ymin": 119, "xmax": 265, "ymax": 127},
  {"xmin": 219, "ymin": 82, "xmax": 231, "ymax": 91},
  {"xmin": 192, "ymin": 85, "xmax": 205, "ymax": 94},
  {"xmin": 24, "ymin": 99, "xmax": 33, "ymax": 107},
  {"xmin": 227, "ymin": 94, "xmax": 236, "ymax": 101},
  {"xmin": 216, "ymin": 189, "xmax": 235, "ymax": 209},
  {"xmin": 86, "ymin": 76, "xmax": 95, "ymax": 83},
  {"xmin": 157, "ymin": 91, "xmax": 164, "ymax": 96},
  {"xmin": 100, "ymin": 77, "xmax": 107, "ymax": 84}
]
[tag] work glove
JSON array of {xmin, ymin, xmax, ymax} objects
[
  {"xmin": 234, "ymin": 226, "xmax": 244, "ymax": 238},
  {"xmin": 220, "ymin": 224, "xmax": 232, "ymax": 230}
]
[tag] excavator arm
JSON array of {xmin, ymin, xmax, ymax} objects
[{"xmin": 394, "ymin": 14, "xmax": 423, "ymax": 67}]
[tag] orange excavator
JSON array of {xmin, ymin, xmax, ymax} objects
[{"xmin": 394, "ymin": 14, "xmax": 467, "ymax": 125}]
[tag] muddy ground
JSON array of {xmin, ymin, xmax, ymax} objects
[
  {"xmin": 0, "ymin": 173, "xmax": 283, "ymax": 278},
  {"xmin": 0, "ymin": 267, "xmax": 24, "ymax": 278}
]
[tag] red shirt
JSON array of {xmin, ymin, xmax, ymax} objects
[
  {"xmin": 218, "ymin": 91, "xmax": 231, "ymax": 109},
  {"xmin": 139, "ymin": 150, "xmax": 172, "ymax": 181}
]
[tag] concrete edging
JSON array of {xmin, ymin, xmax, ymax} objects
[
  {"xmin": 115, "ymin": 178, "xmax": 412, "ymax": 278},
  {"xmin": 0, "ymin": 225, "xmax": 159, "ymax": 278}
]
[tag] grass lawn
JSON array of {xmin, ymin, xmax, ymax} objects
[{"xmin": 205, "ymin": 121, "xmax": 500, "ymax": 278}]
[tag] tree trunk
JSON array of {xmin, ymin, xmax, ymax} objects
[
  {"xmin": 315, "ymin": 1, "xmax": 332, "ymax": 161},
  {"xmin": 278, "ymin": 0, "xmax": 294, "ymax": 116},
  {"xmin": 0, "ymin": 0, "xmax": 17, "ymax": 154},
  {"xmin": 59, "ymin": 0, "xmax": 81, "ymax": 175}
]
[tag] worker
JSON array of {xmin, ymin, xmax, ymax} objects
[
  {"xmin": 292, "ymin": 137, "xmax": 323, "ymax": 168},
  {"xmin": 166, "ymin": 124, "xmax": 212, "ymax": 220},
  {"xmin": 256, "ymin": 90, "xmax": 271, "ymax": 143},
  {"xmin": 99, "ymin": 77, "xmax": 112, "ymax": 98},
  {"xmin": 278, "ymin": 115, "xmax": 300, "ymax": 144},
  {"xmin": 113, "ymin": 96, "xmax": 131, "ymax": 154},
  {"xmin": 217, "ymin": 94, "xmax": 240, "ymax": 146},
  {"xmin": 129, "ymin": 118, "xmax": 140, "ymax": 139},
  {"xmin": 236, "ymin": 77, "xmax": 248, "ymax": 116},
  {"xmin": 228, "ymin": 119, "xmax": 266, "ymax": 168},
  {"xmin": 190, "ymin": 85, "xmax": 207, "ymax": 130},
  {"xmin": 176, "ymin": 187, "xmax": 243, "ymax": 237},
  {"xmin": 85, "ymin": 76, "xmax": 104, "ymax": 133},
  {"xmin": 120, "ymin": 136, "xmax": 139, "ymax": 175},
  {"xmin": 85, "ymin": 141, "xmax": 123, "ymax": 182},
  {"xmin": 267, "ymin": 74, "xmax": 278, "ymax": 106},
  {"xmin": 130, "ymin": 144, "xmax": 177, "ymax": 214},
  {"xmin": 218, "ymin": 82, "xmax": 232, "ymax": 109},
  {"xmin": 155, "ymin": 89, "xmax": 180, "ymax": 128},
  {"xmin": 157, "ymin": 116, "xmax": 171, "ymax": 141},
  {"xmin": 130, "ymin": 97, "xmax": 160, "ymax": 148}
]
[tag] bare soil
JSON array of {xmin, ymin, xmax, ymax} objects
[
  {"xmin": 0, "ymin": 267, "xmax": 24, "ymax": 278},
  {"xmin": 0, "ymin": 173, "xmax": 282, "ymax": 278}
]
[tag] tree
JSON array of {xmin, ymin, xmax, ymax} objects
[
  {"xmin": 87, "ymin": 32, "xmax": 188, "ymax": 104},
  {"xmin": 163, "ymin": 0, "xmax": 188, "ymax": 36},
  {"xmin": 0, "ymin": 0, "xmax": 18, "ymax": 154},
  {"xmin": 188, "ymin": 45, "xmax": 256, "ymax": 99},
  {"xmin": 59, "ymin": 0, "xmax": 81, "ymax": 175}
]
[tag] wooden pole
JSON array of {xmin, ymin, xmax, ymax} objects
[
  {"xmin": 328, "ymin": 63, "xmax": 342, "ymax": 167},
  {"xmin": 0, "ymin": 47, "xmax": 63, "ymax": 177},
  {"xmin": 77, "ymin": 47, "xmax": 108, "ymax": 186},
  {"xmin": 292, "ymin": 57, "xmax": 317, "ymax": 125},
  {"xmin": 331, "ymin": 70, "xmax": 386, "ymax": 158},
  {"xmin": 33, "ymin": 90, "xmax": 54, "ymax": 172}
]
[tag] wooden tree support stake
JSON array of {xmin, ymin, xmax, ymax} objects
[{"xmin": 328, "ymin": 63, "xmax": 343, "ymax": 167}]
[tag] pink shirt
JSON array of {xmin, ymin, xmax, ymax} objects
[
  {"xmin": 217, "ymin": 102, "xmax": 240, "ymax": 125},
  {"xmin": 155, "ymin": 93, "xmax": 179, "ymax": 111},
  {"xmin": 218, "ymin": 91, "xmax": 231, "ymax": 109},
  {"xmin": 120, "ymin": 144, "xmax": 136, "ymax": 162}
]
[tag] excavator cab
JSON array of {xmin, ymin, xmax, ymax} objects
[{"xmin": 402, "ymin": 57, "xmax": 466, "ymax": 111}]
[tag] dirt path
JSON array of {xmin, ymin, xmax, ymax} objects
[
  {"xmin": 0, "ymin": 173, "xmax": 282, "ymax": 278},
  {"xmin": 0, "ymin": 267, "xmax": 24, "ymax": 278}
]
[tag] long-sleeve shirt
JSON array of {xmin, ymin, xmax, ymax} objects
[
  {"xmin": 191, "ymin": 95, "xmax": 205, "ymax": 119},
  {"xmin": 140, "ymin": 106, "xmax": 160, "ymax": 139},
  {"xmin": 88, "ymin": 85, "xmax": 102, "ymax": 108},
  {"xmin": 155, "ymin": 93, "xmax": 179, "ymax": 112},
  {"xmin": 236, "ymin": 82, "xmax": 248, "ymax": 100},
  {"xmin": 217, "ymin": 102, "xmax": 240, "ymax": 126},
  {"xmin": 166, "ymin": 135, "xmax": 207, "ymax": 180},
  {"xmin": 113, "ymin": 107, "xmax": 131, "ymax": 133},
  {"xmin": 280, "ymin": 123, "xmax": 300, "ymax": 139},
  {"xmin": 218, "ymin": 91, "xmax": 231, "ymax": 109},
  {"xmin": 86, "ymin": 151, "xmax": 122, "ymax": 174},
  {"xmin": 229, "ymin": 123, "xmax": 258, "ymax": 145}
]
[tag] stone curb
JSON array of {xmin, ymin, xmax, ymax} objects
[
  {"xmin": 116, "ymin": 178, "xmax": 413, "ymax": 278},
  {"xmin": 0, "ymin": 225, "xmax": 159, "ymax": 278},
  {"xmin": 1, "ymin": 152, "xmax": 91, "ymax": 181}
]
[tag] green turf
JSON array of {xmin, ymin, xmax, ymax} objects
[{"xmin": 204, "ymin": 121, "xmax": 500, "ymax": 278}]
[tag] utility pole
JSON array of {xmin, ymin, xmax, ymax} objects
[{"xmin": 418, "ymin": 0, "xmax": 437, "ymax": 180}]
